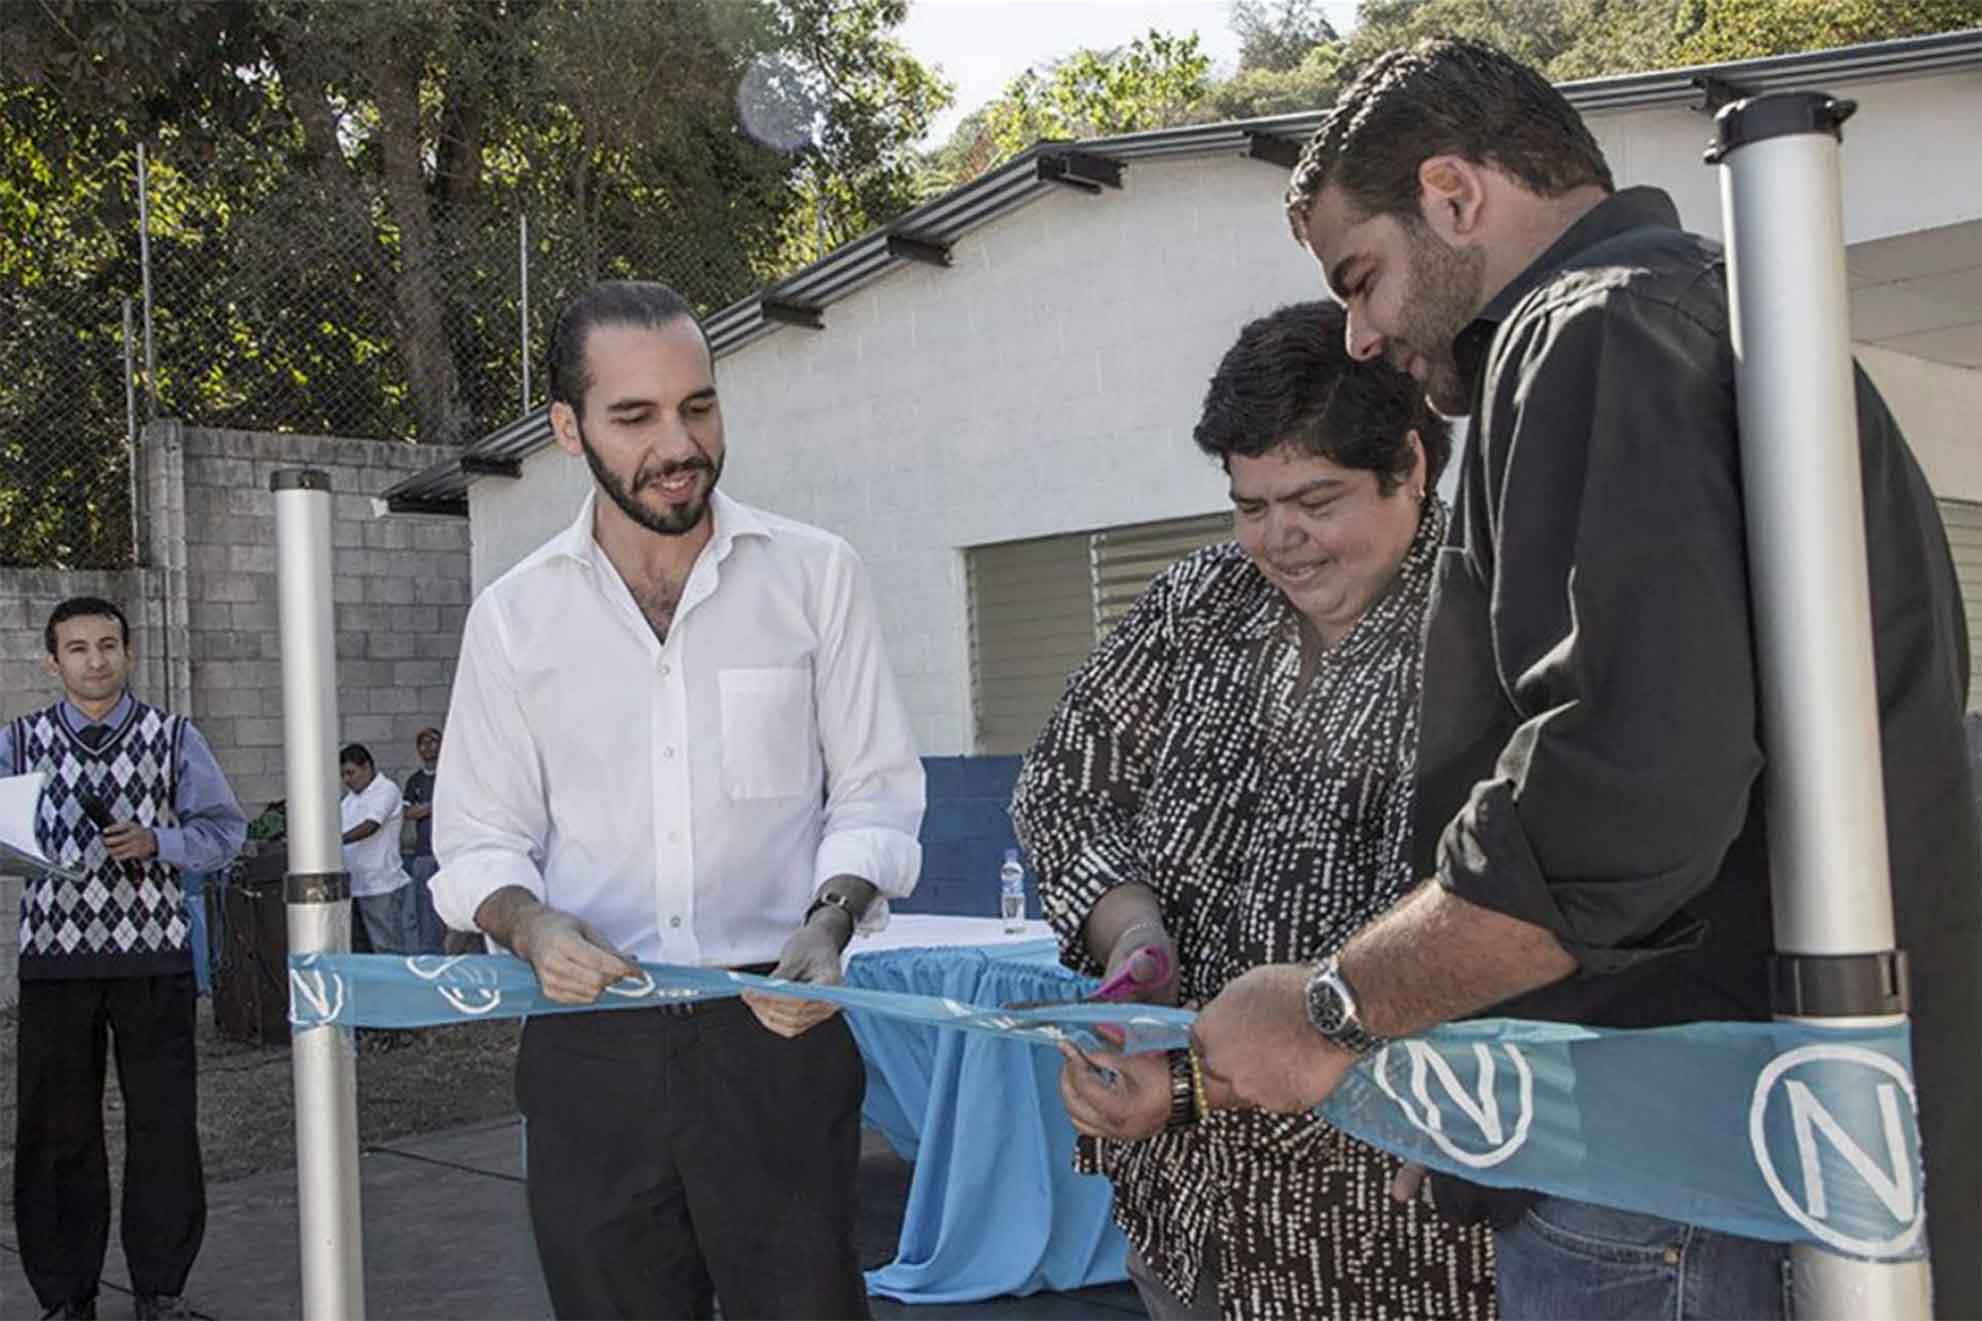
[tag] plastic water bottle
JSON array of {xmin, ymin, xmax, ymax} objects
[{"xmin": 999, "ymin": 848, "xmax": 1027, "ymax": 933}]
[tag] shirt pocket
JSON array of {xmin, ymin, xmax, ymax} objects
[{"xmin": 718, "ymin": 666, "xmax": 815, "ymax": 800}]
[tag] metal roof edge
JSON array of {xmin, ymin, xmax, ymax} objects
[
  {"xmin": 434, "ymin": 28, "xmax": 1979, "ymax": 472},
  {"xmin": 690, "ymin": 29, "xmax": 1979, "ymax": 353}
]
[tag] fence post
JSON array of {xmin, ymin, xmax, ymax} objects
[
  {"xmin": 519, "ymin": 211, "xmax": 531, "ymax": 415},
  {"xmin": 123, "ymin": 298, "xmax": 141, "ymax": 565},
  {"xmin": 136, "ymin": 145, "xmax": 157, "ymax": 418}
]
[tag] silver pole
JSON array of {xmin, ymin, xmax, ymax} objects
[
  {"xmin": 136, "ymin": 145, "xmax": 157, "ymax": 417},
  {"xmin": 519, "ymin": 212, "xmax": 531, "ymax": 413},
  {"xmin": 123, "ymin": 298, "xmax": 141, "ymax": 564},
  {"xmin": 1709, "ymin": 95, "xmax": 1929, "ymax": 1319},
  {"xmin": 271, "ymin": 469, "xmax": 366, "ymax": 1321}
]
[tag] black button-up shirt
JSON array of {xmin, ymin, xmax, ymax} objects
[{"xmin": 1412, "ymin": 187, "xmax": 1978, "ymax": 1298}]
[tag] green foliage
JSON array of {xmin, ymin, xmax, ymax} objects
[
  {"xmin": 762, "ymin": 0, "xmax": 955, "ymax": 262},
  {"xmin": 983, "ymin": 30, "xmax": 1212, "ymax": 159},
  {"xmin": 0, "ymin": 0, "xmax": 948, "ymax": 565},
  {"xmin": 1231, "ymin": 0, "xmax": 1342, "ymax": 72},
  {"xmin": 1199, "ymin": 40, "xmax": 1345, "ymax": 120},
  {"xmin": 1668, "ymin": 0, "xmax": 1982, "ymax": 65},
  {"xmin": 1335, "ymin": 0, "xmax": 1596, "ymax": 77}
]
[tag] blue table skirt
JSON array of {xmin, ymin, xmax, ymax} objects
[{"xmin": 843, "ymin": 940, "xmax": 1128, "ymax": 1302}]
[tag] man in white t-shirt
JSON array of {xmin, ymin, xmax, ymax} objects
[{"xmin": 339, "ymin": 742, "xmax": 412, "ymax": 954}]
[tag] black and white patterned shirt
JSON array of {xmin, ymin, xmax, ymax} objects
[{"xmin": 1013, "ymin": 501, "xmax": 1494, "ymax": 1318}]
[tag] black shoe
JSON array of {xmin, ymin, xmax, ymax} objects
[
  {"xmin": 133, "ymin": 1294, "xmax": 191, "ymax": 1320},
  {"xmin": 40, "ymin": 1296, "xmax": 96, "ymax": 1320}
]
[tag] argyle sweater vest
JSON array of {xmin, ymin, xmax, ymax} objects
[{"xmin": 12, "ymin": 700, "xmax": 191, "ymax": 979}]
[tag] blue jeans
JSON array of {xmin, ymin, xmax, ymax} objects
[
  {"xmin": 355, "ymin": 886, "xmax": 411, "ymax": 956},
  {"xmin": 1495, "ymin": 1197, "xmax": 1789, "ymax": 1321},
  {"xmin": 406, "ymin": 855, "xmax": 444, "ymax": 954}
]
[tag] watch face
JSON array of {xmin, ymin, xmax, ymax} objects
[{"xmin": 1306, "ymin": 969, "xmax": 1348, "ymax": 1035}]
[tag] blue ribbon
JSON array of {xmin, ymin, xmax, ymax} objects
[{"xmin": 288, "ymin": 951, "xmax": 1924, "ymax": 1260}]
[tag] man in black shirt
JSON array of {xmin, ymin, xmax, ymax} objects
[
  {"xmin": 402, "ymin": 726, "xmax": 442, "ymax": 953},
  {"xmin": 1189, "ymin": 37, "xmax": 1980, "ymax": 1320}
]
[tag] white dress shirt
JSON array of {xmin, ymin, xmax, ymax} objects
[
  {"xmin": 341, "ymin": 773, "xmax": 410, "ymax": 897},
  {"xmin": 432, "ymin": 490, "xmax": 925, "ymax": 968}
]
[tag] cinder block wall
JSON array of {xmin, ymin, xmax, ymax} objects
[
  {"xmin": 0, "ymin": 424, "xmax": 473, "ymax": 1006},
  {"xmin": 903, "ymin": 755, "xmax": 1029, "ymax": 919},
  {"xmin": 162, "ymin": 421, "xmax": 470, "ymax": 811}
]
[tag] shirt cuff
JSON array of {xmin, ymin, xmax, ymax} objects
[
  {"xmin": 430, "ymin": 847, "xmax": 546, "ymax": 934},
  {"xmin": 1036, "ymin": 840, "xmax": 1152, "ymax": 979},
  {"xmin": 152, "ymin": 826, "xmax": 188, "ymax": 870},
  {"xmin": 1437, "ymin": 779, "xmax": 1706, "ymax": 977},
  {"xmin": 814, "ymin": 828, "xmax": 920, "ymax": 934}
]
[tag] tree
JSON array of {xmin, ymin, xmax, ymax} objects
[
  {"xmin": 1667, "ymin": 0, "xmax": 1982, "ymax": 66},
  {"xmin": 1200, "ymin": 40, "xmax": 1345, "ymax": 119},
  {"xmin": 1338, "ymin": 0, "xmax": 1982, "ymax": 84},
  {"xmin": 984, "ymin": 30, "xmax": 1213, "ymax": 159},
  {"xmin": 1, "ymin": 0, "xmax": 947, "ymax": 564},
  {"xmin": 1, "ymin": 0, "xmax": 946, "ymax": 439},
  {"xmin": 760, "ymin": 0, "xmax": 954, "ymax": 260},
  {"xmin": 1334, "ymin": 0, "xmax": 1597, "ymax": 77},
  {"xmin": 1230, "ymin": 0, "xmax": 1341, "ymax": 73}
]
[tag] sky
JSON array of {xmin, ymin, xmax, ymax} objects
[{"xmin": 898, "ymin": 0, "xmax": 1362, "ymax": 145}]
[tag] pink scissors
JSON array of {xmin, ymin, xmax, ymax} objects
[{"xmin": 1006, "ymin": 943, "xmax": 1173, "ymax": 1010}]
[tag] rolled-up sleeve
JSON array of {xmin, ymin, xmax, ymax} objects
[
  {"xmin": 1010, "ymin": 567, "xmax": 1177, "ymax": 975},
  {"xmin": 431, "ymin": 596, "xmax": 551, "ymax": 932},
  {"xmin": 1436, "ymin": 290, "xmax": 1760, "ymax": 974},
  {"xmin": 810, "ymin": 541, "xmax": 925, "ymax": 930}
]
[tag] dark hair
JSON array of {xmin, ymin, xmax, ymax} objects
[
  {"xmin": 1193, "ymin": 301, "xmax": 1450, "ymax": 493},
  {"xmin": 45, "ymin": 596, "xmax": 131, "ymax": 655},
  {"xmin": 547, "ymin": 280, "xmax": 703, "ymax": 414},
  {"xmin": 339, "ymin": 743, "xmax": 374, "ymax": 769},
  {"xmin": 1286, "ymin": 37, "xmax": 1612, "ymax": 240}
]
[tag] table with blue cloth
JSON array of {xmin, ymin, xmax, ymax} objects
[{"xmin": 842, "ymin": 916, "xmax": 1127, "ymax": 1303}]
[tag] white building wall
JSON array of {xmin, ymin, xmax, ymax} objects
[
  {"xmin": 1584, "ymin": 70, "xmax": 1981, "ymax": 242},
  {"xmin": 471, "ymin": 448, "xmax": 591, "ymax": 592},
  {"xmin": 711, "ymin": 153, "xmax": 1320, "ymax": 755},
  {"xmin": 465, "ymin": 66, "xmax": 1982, "ymax": 757},
  {"xmin": 1856, "ymin": 346, "xmax": 1982, "ymax": 504}
]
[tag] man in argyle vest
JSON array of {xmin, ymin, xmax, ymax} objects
[{"xmin": 7, "ymin": 597, "xmax": 246, "ymax": 1321}]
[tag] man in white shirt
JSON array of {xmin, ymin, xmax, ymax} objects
[
  {"xmin": 338, "ymin": 743, "xmax": 413, "ymax": 955},
  {"xmin": 432, "ymin": 280, "xmax": 925, "ymax": 1320}
]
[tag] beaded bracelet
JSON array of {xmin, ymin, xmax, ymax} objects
[{"xmin": 1188, "ymin": 1043, "xmax": 1210, "ymax": 1121}]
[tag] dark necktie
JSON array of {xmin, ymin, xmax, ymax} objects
[{"xmin": 78, "ymin": 724, "xmax": 111, "ymax": 750}]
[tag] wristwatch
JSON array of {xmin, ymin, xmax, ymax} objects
[
  {"xmin": 804, "ymin": 889, "xmax": 859, "ymax": 931},
  {"xmin": 1304, "ymin": 955, "xmax": 1385, "ymax": 1057}
]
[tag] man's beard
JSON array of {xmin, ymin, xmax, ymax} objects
[
  {"xmin": 577, "ymin": 421, "xmax": 722, "ymax": 538},
  {"xmin": 1396, "ymin": 223, "xmax": 1487, "ymax": 417}
]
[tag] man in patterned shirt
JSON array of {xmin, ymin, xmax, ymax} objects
[{"xmin": 7, "ymin": 597, "xmax": 247, "ymax": 1321}]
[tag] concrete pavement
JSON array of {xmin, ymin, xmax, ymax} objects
[{"xmin": 1, "ymin": 1118, "xmax": 1144, "ymax": 1320}]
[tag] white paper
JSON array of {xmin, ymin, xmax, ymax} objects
[{"xmin": 0, "ymin": 772, "xmax": 87, "ymax": 882}]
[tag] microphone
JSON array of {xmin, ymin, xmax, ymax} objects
[
  {"xmin": 76, "ymin": 788, "xmax": 116, "ymax": 832},
  {"xmin": 76, "ymin": 789, "xmax": 140, "ymax": 878}
]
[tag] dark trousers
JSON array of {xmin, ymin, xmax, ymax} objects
[
  {"xmin": 13, "ymin": 974, "xmax": 206, "ymax": 1309},
  {"xmin": 516, "ymin": 996, "xmax": 869, "ymax": 1321}
]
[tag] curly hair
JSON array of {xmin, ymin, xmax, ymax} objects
[{"xmin": 1193, "ymin": 301, "xmax": 1450, "ymax": 493}]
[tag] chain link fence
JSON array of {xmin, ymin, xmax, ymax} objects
[{"xmin": 1, "ymin": 145, "xmax": 768, "ymax": 569}]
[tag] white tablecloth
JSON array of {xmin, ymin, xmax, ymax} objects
[{"xmin": 847, "ymin": 912, "xmax": 1056, "ymax": 957}]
